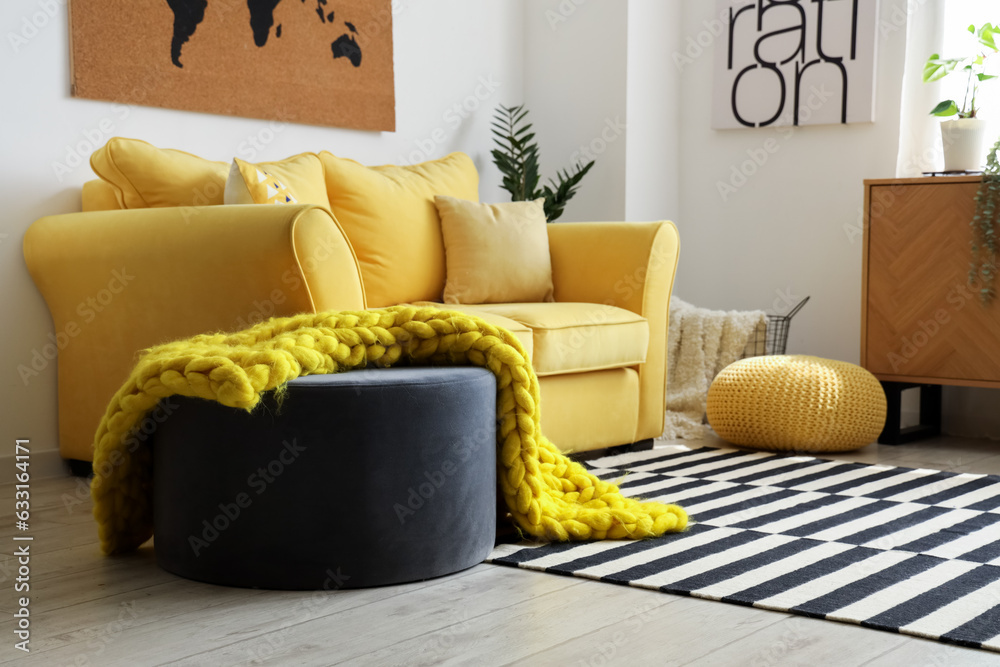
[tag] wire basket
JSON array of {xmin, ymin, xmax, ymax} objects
[{"xmin": 741, "ymin": 296, "xmax": 809, "ymax": 357}]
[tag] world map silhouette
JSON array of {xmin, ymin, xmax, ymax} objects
[{"xmin": 165, "ymin": 0, "xmax": 362, "ymax": 69}]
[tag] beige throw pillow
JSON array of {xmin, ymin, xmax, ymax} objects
[{"xmin": 434, "ymin": 196, "xmax": 554, "ymax": 304}]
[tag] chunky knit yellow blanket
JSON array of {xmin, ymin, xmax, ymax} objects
[{"xmin": 91, "ymin": 306, "xmax": 688, "ymax": 555}]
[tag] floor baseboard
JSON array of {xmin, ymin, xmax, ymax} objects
[{"xmin": 1, "ymin": 446, "xmax": 71, "ymax": 481}]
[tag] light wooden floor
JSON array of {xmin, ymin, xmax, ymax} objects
[{"xmin": 4, "ymin": 435, "xmax": 1000, "ymax": 666}]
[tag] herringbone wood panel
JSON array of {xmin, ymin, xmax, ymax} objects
[{"xmin": 864, "ymin": 180, "xmax": 1000, "ymax": 384}]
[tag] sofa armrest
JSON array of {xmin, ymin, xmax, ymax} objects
[
  {"xmin": 23, "ymin": 204, "xmax": 365, "ymax": 460},
  {"xmin": 546, "ymin": 221, "xmax": 680, "ymax": 441},
  {"xmin": 547, "ymin": 221, "xmax": 679, "ymax": 315}
]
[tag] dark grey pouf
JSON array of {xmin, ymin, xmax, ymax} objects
[{"xmin": 151, "ymin": 367, "xmax": 497, "ymax": 590}]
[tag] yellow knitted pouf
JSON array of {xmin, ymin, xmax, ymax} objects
[{"xmin": 706, "ymin": 355, "xmax": 886, "ymax": 452}]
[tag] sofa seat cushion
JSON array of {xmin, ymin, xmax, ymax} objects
[
  {"xmin": 453, "ymin": 302, "xmax": 649, "ymax": 377},
  {"xmin": 412, "ymin": 303, "xmax": 533, "ymax": 361}
]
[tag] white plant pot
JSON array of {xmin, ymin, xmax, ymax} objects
[{"xmin": 940, "ymin": 118, "xmax": 988, "ymax": 172}]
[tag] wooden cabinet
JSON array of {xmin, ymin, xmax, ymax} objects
[{"xmin": 862, "ymin": 176, "xmax": 1000, "ymax": 389}]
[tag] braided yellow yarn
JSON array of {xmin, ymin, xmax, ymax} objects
[
  {"xmin": 706, "ymin": 355, "xmax": 887, "ymax": 453},
  {"xmin": 91, "ymin": 306, "xmax": 687, "ymax": 555}
]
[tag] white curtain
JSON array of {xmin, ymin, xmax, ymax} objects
[
  {"xmin": 896, "ymin": 0, "xmax": 1000, "ymax": 176},
  {"xmin": 895, "ymin": 0, "xmax": 947, "ymax": 177}
]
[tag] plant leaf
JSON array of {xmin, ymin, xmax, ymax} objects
[
  {"xmin": 930, "ymin": 100, "xmax": 959, "ymax": 116},
  {"xmin": 923, "ymin": 56, "xmax": 962, "ymax": 82},
  {"xmin": 541, "ymin": 160, "xmax": 595, "ymax": 221},
  {"xmin": 977, "ymin": 23, "xmax": 999, "ymax": 52}
]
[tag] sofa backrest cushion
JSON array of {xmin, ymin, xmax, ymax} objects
[
  {"xmin": 82, "ymin": 180, "xmax": 123, "ymax": 211},
  {"xmin": 318, "ymin": 151, "xmax": 479, "ymax": 307},
  {"xmin": 90, "ymin": 137, "xmax": 230, "ymax": 209}
]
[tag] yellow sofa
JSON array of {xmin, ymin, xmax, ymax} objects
[{"xmin": 24, "ymin": 148, "xmax": 680, "ymax": 463}]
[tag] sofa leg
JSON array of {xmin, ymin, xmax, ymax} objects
[
  {"xmin": 571, "ymin": 438, "xmax": 656, "ymax": 462},
  {"xmin": 66, "ymin": 459, "xmax": 93, "ymax": 478},
  {"xmin": 607, "ymin": 438, "xmax": 654, "ymax": 455}
]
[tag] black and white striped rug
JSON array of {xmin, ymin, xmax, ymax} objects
[{"xmin": 488, "ymin": 446, "xmax": 1000, "ymax": 652}]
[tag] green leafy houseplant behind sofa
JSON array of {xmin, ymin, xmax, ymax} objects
[{"xmin": 491, "ymin": 104, "xmax": 595, "ymax": 222}]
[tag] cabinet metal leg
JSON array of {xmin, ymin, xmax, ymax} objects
[{"xmin": 878, "ymin": 381, "xmax": 942, "ymax": 445}]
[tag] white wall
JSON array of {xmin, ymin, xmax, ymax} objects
[
  {"xmin": 1, "ymin": 0, "xmax": 524, "ymax": 471},
  {"xmin": 523, "ymin": 0, "xmax": 628, "ymax": 222},
  {"xmin": 673, "ymin": 0, "xmax": 908, "ymax": 363}
]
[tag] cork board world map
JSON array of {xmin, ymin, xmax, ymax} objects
[{"xmin": 70, "ymin": 0, "xmax": 395, "ymax": 131}]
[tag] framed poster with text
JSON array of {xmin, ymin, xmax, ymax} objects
[{"xmin": 712, "ymin": 0, "xmax": 878, "ymax": 129}]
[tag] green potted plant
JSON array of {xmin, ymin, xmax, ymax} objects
[
  {"xmin": 923, "ymin": 22, "xmax": 998, "ymax": 171},
  {"xmin": 491, "ymin": 104, "xmax": 594, "ymax": 222}
]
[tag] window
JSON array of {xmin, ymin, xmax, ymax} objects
[{"xmin": 941, "ymin": 0, "xmax": 998, "ymax": 121}]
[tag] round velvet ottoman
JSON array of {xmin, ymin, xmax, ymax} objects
[
  {"xmin": 706, "ymin": 355, "xmax": 887, "ymax": 453},
  {"xmin": 152, "ymin": 367, "xmax": 497, "ymax": 590}
]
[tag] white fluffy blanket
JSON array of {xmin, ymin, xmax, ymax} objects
[{"xmin": 663, "ymin": 297, "xmax": 767, "ymax": 439}]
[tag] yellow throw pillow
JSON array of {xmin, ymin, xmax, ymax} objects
[
  {"xmin": 434, "ymin": 196, "xmax": 554, "ymax": 304},
  {"xmin": 318, "ymin": 151, "xmax": 480, "ymax": 307},
  {"xmin": 223, "ymin": 154, "xmax": 328, "ymax": 207},
  {"xmin": 90, "ymin": 137, "xmax": 229, "ymax": 209},
  {"xmin": 226, "ymin": 162, "xmax": 298, "ymax": 205}
]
